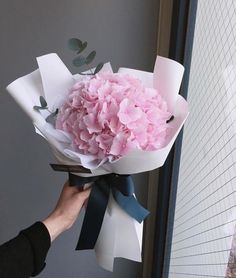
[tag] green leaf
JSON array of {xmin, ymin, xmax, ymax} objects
[
  {"xmin": 45, "ymin": 114, "xmax": 54, "ymax": 124},
  {"xmin": 33, "ymin": 105, "xmax": 47, "ymax": 111},
  {"xmin": 40, "ymin": 96, "xmax": 47, "ymax": 108},
  {"xmin": 54, "ymin": 108, "xmax": 59, "ymax": 115},
  {"xmin": 73, "ymin": 56, "xmax": 87, "ymax": 67},
  {"xmin": 68, "ymin": 38, "xmax": 82, "ymax": 51},
  {"xmin": 78, "ymin": 72, "xmax": 94, "ymax": 76},
  {"xmin": 33, "ymin": 105, "xmax": 43, "ymax": 111},
  {"xmin": 94, "ymin": 62, "xmax": 104, "ymax": 74},
  {"xmin": 85, "ymin": 51, "xmax": 96, "ymax": 65},
  {"xmin": 46, "ymin": 109, "xmax": 59, "ymax": 124},
  {"xmin": 77, "ymin": 41, "xmax": 88, "ymax": 54}
]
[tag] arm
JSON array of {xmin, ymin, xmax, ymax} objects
[
  {"xmin": 0, "ymin": 182, "xmax": 90, "ymax": 278},
  {"xmin": 0, "ymin": 222, "xmax": 50, "ymax": 278}
]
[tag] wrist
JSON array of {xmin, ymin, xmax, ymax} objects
[{"xmin": 42, "ymin": 212, "xmax": 70, "ymax": 242}]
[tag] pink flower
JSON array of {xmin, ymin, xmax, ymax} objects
[
  {"xmin": 118, "ymin": 99, "xmax": 143, "ymax": 125},
  {"xmin": 55, "ymin": 72, "xmax": 171, "ymax": 161}
]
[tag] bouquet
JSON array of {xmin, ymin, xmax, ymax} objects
[{"xmin": 6, "ymin": 39, "xmax": 188, "ymax": 271}]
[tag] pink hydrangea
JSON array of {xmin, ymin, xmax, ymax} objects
[{"xmin": 55, "ymin": 72, "xmax": 171, "ymax": 161}]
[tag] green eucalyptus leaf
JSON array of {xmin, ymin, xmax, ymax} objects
[
  {"xmin": 73, "ymin": 55, "xmax": 87, "ymax": 67},
  {"xmin": 78, "ymin": 72, "xmax": 94, "ymax": 76},
  {"xmin": 33, "ymin": 105, "xmax": 47, "ymax": 111},
  {"xmin": 86, "ymin": 51, "xmax": 96, "ymax": 65},
  {"xmin": 33, "ymin": 105, "xmax": 42, "ymax": 111},
  {"xmin": 94, "ymin": 62, "xmax": 104, "ymax": 74},
  {"xmin": 68, "ymin": 38, "xmax": 82, "ymax": 50},
  {"xmin": 54, "ymin": 108, "xmax": 59, "ymax": 115},
  {"xmin": 40, "ymin": 96, "xmax": 47, "ymax": 108},
  {"xmin": 77, "ymin": 41, "xmax": 88, "ymax": 54},
  {"xmin": 45, "ymin": 114, "xmax": 54, "ymax": 124},
  {"xmin": 46, "ymin": 109, "xmax": 58, "ymax": 124}
]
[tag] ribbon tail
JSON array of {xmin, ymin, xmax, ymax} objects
[
  {"xmin": 76, "ymin": 180, "xmax": 110, "ymax": 250},
  {"xmin": 112, "ymin": 189, "xmax": 150, "ymax": 223}
]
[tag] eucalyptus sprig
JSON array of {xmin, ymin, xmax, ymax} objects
[
  {"xmin": 68, "ymin": 38, "xmax": 104, "ymax": 75},
  {"xmin": 33, "ymin": 96, "xmax": 58, "ymax": 124}
]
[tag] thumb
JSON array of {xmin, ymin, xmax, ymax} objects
[{"xmin": 77, "ymin": 187, "xmax": 91, "ymax": 203}]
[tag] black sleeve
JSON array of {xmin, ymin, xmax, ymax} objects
[{"xmin": 0, "ymin": 222, "xmax": 51, "ymax": 278}]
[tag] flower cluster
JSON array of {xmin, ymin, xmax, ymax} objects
[{"xmin": 55, "ymin": 72, "xmax": 171, "ymax": 160}]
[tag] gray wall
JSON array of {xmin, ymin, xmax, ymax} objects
[{"xmin": 0, "ymin": 1, "xmax": 158, "ymax": 277}]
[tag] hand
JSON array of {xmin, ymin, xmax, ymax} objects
[{"xmin": 43, "ymin": 181, "xmax": 91, "ymax": 242}]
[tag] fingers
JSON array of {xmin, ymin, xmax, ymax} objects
[
  {"xmin": 63, "ymin": 181, "xmax": 81, "ymax": 195},
  {"xmin": 62, "ymin": 180, "xmax": 91, "ymax": 204},
  {"xmin": 79, "ymin": 187, "xmax": 91, "ymax": 201}
]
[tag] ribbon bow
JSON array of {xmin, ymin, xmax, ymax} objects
[{"xmin": 68, "ymin": 173, "xmax": 150, "ymax": 250}]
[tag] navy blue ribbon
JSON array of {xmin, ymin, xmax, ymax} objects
[{"xmin": 68, "ymin": 173, "xmax": 150, "ymax": 250}]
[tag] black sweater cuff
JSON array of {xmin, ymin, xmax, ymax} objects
[{"xmin": 20, "ymin": 222, "xmax": 51, "ymax": 276}]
